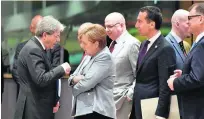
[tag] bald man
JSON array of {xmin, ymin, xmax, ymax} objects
[
  {"xmin": 104, "ymin": 12, "xmax": 140, "ymax": 119},
  {"xmin": 165, "ymin": 9, "xmax": 190, "ymax": 119},
  {"xmin": 12, "ymin": 15, "xmax": 43, "ymax": 100}
]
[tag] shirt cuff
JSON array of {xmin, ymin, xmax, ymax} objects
[{"xmin": 156, "ymin": 116, "xmax": 166, "ymax": 119}]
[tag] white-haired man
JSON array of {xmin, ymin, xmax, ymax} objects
[
  {"xmin": 105, "ymin": 12, "xmax": 140, "ymax": 119},
  {"xmin": 14, "ymin": 16, "xmax": 71, "ymax": 119}
]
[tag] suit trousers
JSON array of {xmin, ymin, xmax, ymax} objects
[
  {"xmin": 117, "ymin": 99, "xmax": 132, "ymax": 119},
  {"xmin": 74, "ymin": 112, "xmax": 113, "ymax": 119}
]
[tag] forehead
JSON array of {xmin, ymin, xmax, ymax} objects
[
  {"xmin": 105, "ymin": 17, "xmax": 117, "ymax": 25},
  {"xmin": 189, "ymin": 7, "xmax": 197, "ymax": 15},
  {"xmin": 137, "ymin": 11, "xmax": 148, "ymax": 20}
]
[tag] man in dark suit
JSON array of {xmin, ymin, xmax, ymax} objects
[
  {"xmin": 130, "ymin": 6, "xmax": 176, "ymax": 119},
  {"xmin": 12, "ymin": 15, "xmax": 42, "ymax": 99},
  {"xmin": 12, "ymin": 15, "xmax": 63, "ymax": 112},
  {"xmin": 167, "ymin": 3, "xmax": 204, "ymax": 119},
  {"xmin": 165, "ymin": 9, "xmax": 190, "ymax": 119},
  {"xmin": 14, "ymin": 16, "xmax": 71, "ymax": 119}
]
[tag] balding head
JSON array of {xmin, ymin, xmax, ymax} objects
[
  {"xmin": 30, "ymin": 15, "xmax": 43, "ymax": 35},
  {"xmin": 104, "ymin": 12, "xmax": 126, "ymax": 40},
  {"xmin": 171, "ymin": 9, "xmax": 189, "ymax": 24},
  {"xmin": 171, "ymin": 9, "xmax": 190, "ymax": 39},
  {"xmin": 105, "ymin": 12, "xmax": 126, "ymax": 25}
]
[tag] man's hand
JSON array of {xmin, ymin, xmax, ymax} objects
[
  {"xmin": 174, "ymin": 69, "xmax": 182, "ymax": 78},
  {"xmin": 53, "ymin": 101, "xmax": 60, "ymax": 113},
  {"xmin": 73, "ymin": 75, "xmax": 84, "ymax": 84},
  {"xmin": 167, "ymin": 75, "xmax": 176, "ymax": 91},
  {"xmin": 61, "ymin": 62, "xmax": 71, "ymax": 75}
]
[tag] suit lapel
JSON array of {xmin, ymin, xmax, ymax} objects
[
  {"xmin": 189, "ymin": 36, "xmax": 204, "ymax": 52},
  {"xmin": 112, "ymin": 40, "xmax": 125, "ymax": 57},
  {"xmin": 169, "ymin": 34, "xmax": 185, "ymax": 62},
  {"xmin": 137, "ymin": 35, "xmax": 162, "ymax": 73},
  {"xmin": 31, "ymin": 37, "xmax": 52, "ymax": 69},
  {"xmin": 111, "ymin": 32, "xmax": 128, "ymax": 57}
]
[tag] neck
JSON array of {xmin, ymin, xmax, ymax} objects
[
  {"xmin": 171, "ymin": 28, "xmax": 184, "ymax": 40},
  {"xmin": 147, "ymin": 29, "xmax": 158, "ymax": 39}
]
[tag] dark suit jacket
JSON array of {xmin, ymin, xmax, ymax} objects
[
  {"xmin": 14, "ymin": 37, "xmax": 65, "ymax": 119},
  {"xmin": 12, "ymin": 41, "xmax": 28, "ymax": 84},
  {"xmin": 12, "ymin": 40, "xmax": 62, "ymax": 103},
  {"xmin": 173, "ymin": 36, "xmax": 204, "ymax": 119},
  {"xmin": 130, "ymin": 35, "xmax": 176, "ymax": 119}
]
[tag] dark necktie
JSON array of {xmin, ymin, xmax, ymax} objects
[
  {"xmin": 109, "ymin": 41, "xmax": 117, "ymax": 53},
  {"xmin": 137, "ymin": 40, "xmax": 150, "ymax": 65},
  {"xmin": 179, "ymin": 41, "xmax": 186, "ymax": 55}
]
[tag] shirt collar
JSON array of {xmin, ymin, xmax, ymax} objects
[
  {"xmin": 115, "ymin": 30, "xmax": 127, "ymax": 44},
  {"xmin": 35, "ymin": 36, "xmax": 45, "ymax": 50},
  {"xmin": 170, "ymin": 31, "xmax": 182, "ymax": 43},
  {"xmin": 195, "ymin": 32, "xmax": 204, "ymax": 43},
  {"xmin": 148, "ymin": 31, "xmax": 161, "ymax": 46}
]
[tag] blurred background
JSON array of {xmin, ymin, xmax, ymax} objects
[{"xmin": 1, "ymin": 1, "xmax": 200, "ymax": 73}]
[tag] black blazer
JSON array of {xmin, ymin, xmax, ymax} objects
[
  {"xmin": 130, "ymin": 35, "xmax": 176, "ymax": 119},
  {"xmin": 14, "ymin": 37, "xmax": 65, "ymax": 119},
  {"xmin": 174, "ymin": 36, "xmax": 204, "ymax": 119}
]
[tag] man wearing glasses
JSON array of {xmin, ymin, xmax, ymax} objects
[
  {"xmin": 104, "ymin": 12, "xmax": 140, "ymax": 119},
  {"xmin": 167, "ymin": 3, "xmax": 204, "ymax": 119}
]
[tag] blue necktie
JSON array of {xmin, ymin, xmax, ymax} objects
[{"xmin": 137, "ymin": 40, "xmax": 150, "ymax": 66}]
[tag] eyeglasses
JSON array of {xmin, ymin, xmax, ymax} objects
[
  {"xmin": 188, "ymin": 15, "xmax": 201, "ymax": 20},
  {"xmin": 105, "ymin": 23, "xmax": 120, "ymax": 29}
]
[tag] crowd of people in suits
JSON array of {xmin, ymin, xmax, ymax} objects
[{"xmin": 9, "ymin": 2, "xmax": 204, "ymax": 119}]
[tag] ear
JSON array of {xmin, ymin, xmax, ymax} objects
[
  {"xmin": 176, "ymin": 22, "xmax": 179, "ymax": 27},
  {"xmin": 95, "ymin": 41, "xmax": 99, "ymax": 47},
  {"xmin": 150, "ymin": 22, "xmax": 155, "ymax": 29}
]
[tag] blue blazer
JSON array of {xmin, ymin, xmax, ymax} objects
[
  {"xmin": 166, "ymin": 33, "xmax": 185, "ymax": 69},
  {"xmin": 174, "ymin": 36, "xmax": 204, "ymax": 119}
]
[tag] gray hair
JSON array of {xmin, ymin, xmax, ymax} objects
[{"xmin": 35, "ymin": 16, "xmax": 65, "ymax": 37}]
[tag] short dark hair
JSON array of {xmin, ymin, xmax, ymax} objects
[
  {"xmin": 140, "ymin": 6, "xmax": 162, "ymax": 30},
  {"xmin": 189, "ymin": 3, "xmax": 204, "ymax": 15}
]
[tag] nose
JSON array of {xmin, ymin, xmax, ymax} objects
[
  {"xmin": 135, "ymin": 22, "xmax": 138, "ymax": 28},
  {"xmin": 106, "ymin": 27, "xmax": 110, "ymax": 32}
]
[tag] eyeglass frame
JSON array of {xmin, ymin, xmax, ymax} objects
[
  {"xmin": 105, "ymin": 23, "xmax": 121, "ymax": 29},
  {"xmin": 188, "ymin": 14, "xmax": 202, "ymax": 20}
]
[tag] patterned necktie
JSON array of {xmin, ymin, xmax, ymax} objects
[
  {"xmin": 179, "ymin": 41, "xmax": 186, "ymax": 55},
  {"xmin": 109, "ymin": 41, "xmax": 117, "ymax": 53},
  {"xmin": 137, "ymin": 40, "xmax": 150, "ymax": 65}
]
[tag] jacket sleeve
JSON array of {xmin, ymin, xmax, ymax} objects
[
  {"xmin": 156, "ymin": 45, "xmax": 176, "ymax": 118},
  {"xmin": 25, "ymin": 48, "xmax": 65, "ymax": 87},
  {"xmin": 174, "ymin": 44, "xmax": 204, "ymax": 92},
  {"xmin": 126, "ymin": 41, "xmax": 140, "ymax": 99},
  {"xmin": 72, "ymin": 53, "xmax": 112, "ymax": 97}
]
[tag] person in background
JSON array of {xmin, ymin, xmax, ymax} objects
[
  {"xmin": 130, "ymin": 6, "xmax": 176, "ymax": 119},
  {"xmin": 68, "ymin": 23, "xmax": 116, "ymax": 119},
  {"xmin": 165, "ymin": 9, "xmax": 190, "ymax": 119},
  {"xmin": 13, "ymin": 16, "xmax": 71, "ymax": 119},
  {"xmin": 167, "ymin": 3, "xmax": 204, "ymax": 119},
  {"xmin": 104, "ymin": 12, "xmax": 140, "ymax": 119}
]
